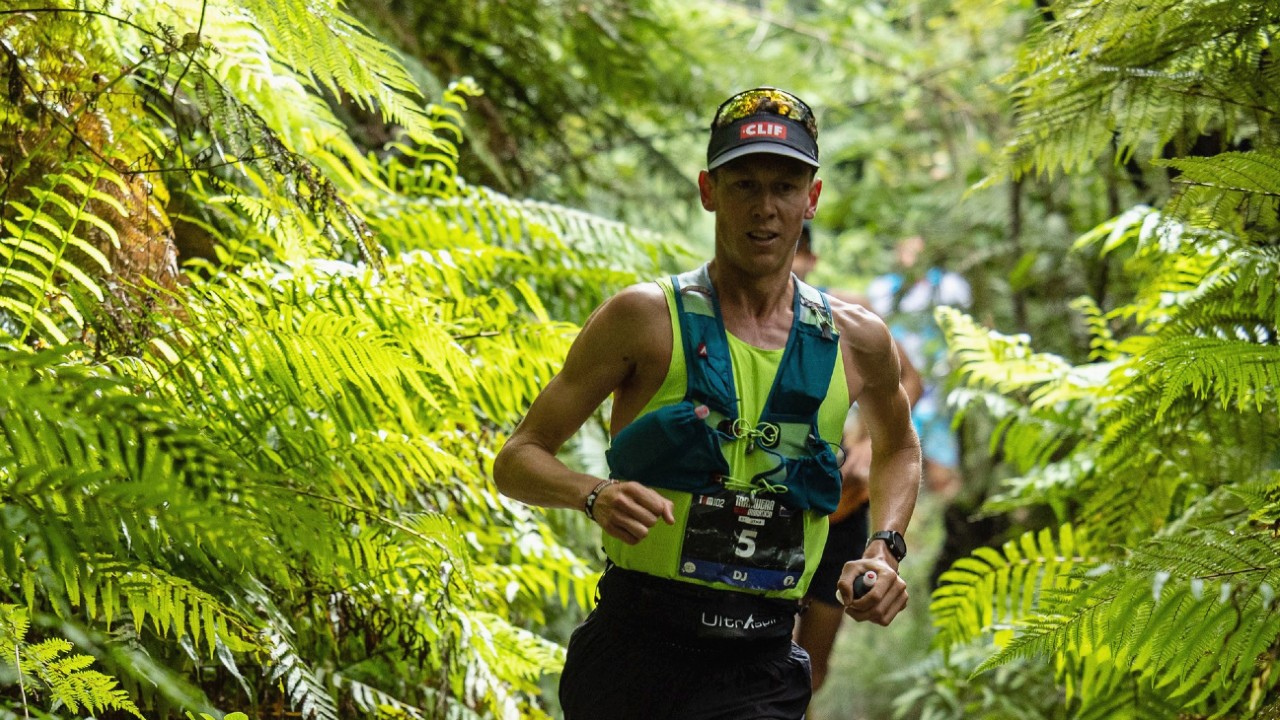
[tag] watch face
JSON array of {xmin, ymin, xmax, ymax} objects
[
  {"xmin": 873, "ymin": 531, "xmax": 906, "ymax": 561},
  {"xmin": 889, "ymin": 532, "xmax": 906, "ymax": 559}
]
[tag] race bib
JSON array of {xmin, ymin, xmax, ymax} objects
[{"xmin": 679, "ymin": 489, "xmax": 805, "ymax": 591}]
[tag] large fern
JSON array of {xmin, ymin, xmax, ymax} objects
[
  {"xmin": 1, "ymin": 2, "xmax": 669, "ymax": 719},
  {"xmin": 978, "ymin": 520, "xmax": 1280, "ymax": 715},
  {"xmin": 933, "ymin": 194, "xmax": 1280, "ymax": 716},
  {"xmin": 931, "ymin": 524, "xmax": 1093, "ymax": 653},
  {"xmin": 933, "ymin": 1, "xmax": 1280, "ymax": 702},
  {"xmin": 993, "ymin": 0, "xmax": 1280, "ymax": 182}
]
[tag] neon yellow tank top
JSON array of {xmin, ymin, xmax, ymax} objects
[{"xmin": 602, "ymin": 277, "xmax": 850, "ymax": 599}]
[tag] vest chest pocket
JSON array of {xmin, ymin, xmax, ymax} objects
[
  {"xmin": 776, "ymin": 449, "xmax": 843, "ymax": 515},
  {"xmin": 605, "ymin": 401, "xmax": 730, "ymax": 495}
]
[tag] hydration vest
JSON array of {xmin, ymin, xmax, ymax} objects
[
  {"xmin": 606, "ymin": 264, "xmax": 844, "ymax": 514},
  {"xmin": 602, "ymin": 265, "xmax": 846, "ymax": 596}
]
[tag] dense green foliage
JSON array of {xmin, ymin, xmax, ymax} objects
[
  {"xmin": 4, "ymin": 0, "xmax": 1279, "ymax": 718},
  {"xmin": 0, "ymin": 1, "xmax": 671, "ymax": 717},
  {"xmin": 0, "ymin": 604, "xmax": 144, "ymax": 719},
  {"xmin": 928, "ymin": 1, "xmax": 1280, "ymax": 717},
  {"xmin": 347, "ymin": 0, "xmax": 711, "ymax": 225}
]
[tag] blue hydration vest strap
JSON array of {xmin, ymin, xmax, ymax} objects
[
  {"xmin": 670, "ymin": 270, "xmax": 738, "ymax": 419},
  {"xmin": 760, "ymin": 281, "xmax": 839, "ymax": 424},
  {"xmin": 672, "ymin": 264, "xmax": 843, "ymax": 513},
  {"xmin": 605, "ymin": 264, "xmax": 844, "ymax": 514}
]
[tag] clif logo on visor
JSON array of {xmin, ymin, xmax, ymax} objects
[{"xmin": 739, "ymin": 122, "xmax": 788, "ymax": 139}]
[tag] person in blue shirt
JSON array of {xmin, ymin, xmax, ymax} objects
[{"xmin": 866, "ymin": 234, "xmax": 971, "ymax": 496}]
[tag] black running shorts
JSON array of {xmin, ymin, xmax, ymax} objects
[
  {"xmin": 559, "ymin": 568, "xmax": 812, "ymax": 719},
  {"xmin": 559, "ymin": 610, "xmax": 811, "ymax": 719}
]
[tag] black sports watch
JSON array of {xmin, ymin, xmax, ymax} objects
[{"xmin": 868, "ymin": 530, "xmax": 907, "ymax": 562}]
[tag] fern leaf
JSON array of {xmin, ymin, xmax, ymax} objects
[
  {"xmin": 1070, "ymin": 296, "xmax": 1120, "ymax": 362},
  {"xmin": 0, "ymin": 605, "xmax": 144, "ymax": 719},
  {"xmin": 977, "ymin": 527, "xmax": 1280, "ymax": 712},
  {"xmin": 232, "ymin": 0, "xmax": 437, "ymax": 139},
  {"xmin": 931, "ymin": 524, "xmax": 1092, "ymax": 652},
  {"xmin": 1160, "ymin": 150, "xmax": 1280, "ymax": 233},
  {"xmin": 265, "ymin": 630, "xmax": 339, "ymax": 720},
  {"xmin": 993, "ymin": 0, "xmax": 1280, "ymax": 181}
]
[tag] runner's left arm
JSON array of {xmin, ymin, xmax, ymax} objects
[
  {"xmin": 830, "ymin": 304, "xmax": 922, "ymax": 625},
  {"xmin": 826, "ymin": 290, "xmax": 921, "ymax": 513}
]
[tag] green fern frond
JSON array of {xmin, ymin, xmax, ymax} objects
[
  {"xmin": 980, "ymin": 454, "xmax": 1092, "ymax": 520},
  {"xmin": 943, "ymin": 1, "xmax": 1280, "ymax": 713},
  {"xmin": 1088, "ymin": 297, "xmax": 1278, "ymax": 520},
  {"xmin": 334, "ymin": 675, "xmax": 435, "ymax": 720},
  {"xmin": 979, "ymin": 526, "xmax": 1280, "ymax": 713},
  {"xmin": 79, "ymin": 2, "xmax": 395, "ymax": 268},
  {"xmin": 1072, "ymin": 207, "xmax": 1225, "ymax": 330},
  {"xmin": 1171, "ymin": 242, "xmax": 1280, "ymax": 335},
  {"xmin": 994, "ymin": 0, "xmax": 1280, "ymax": 181},
  {"xmin": 1072, "ymin": 204, "xmax": 1157, "ymax": 257},
  {"xmin": 0, "ymin": 158, "xmax": 127, "ymax": 344},
  {"xmin": 1161, "ymin": 150, "xmax": 1280, "ymax": 233},
  {"xmin": 1244, "ymin": 473, "xmax": 1280, "ymax": 527},
  {"xmin": 0, "ymin": 604, "xmax": 143, "ymax": 719},
  {"xmin": 2, "ymin": 2, "xmax": 662, "ymax": 718},
  {"xmin": 325, "ymin": 431, "xmax": 477, "ymax": 506},
  {"xmin": 0, "ymin": 344, "xmax": 296, "ymax": 562},
  {"xmin": 1138, "ymin": 335, "xmax": 1280, "ymax": 417},
  {"xmin": 1070, "ymin": 296, "xmax": 1120, "ymax": 362},
  {"xmin": 236, "ymin": 0, "xmax": 436, "ymax": 140},
  {"xmin": 150, "ymin": 270, "xmax": 467, "ymax": 428},
  {"xmin": 931, "ymin": 524, "xmax": 1092, "ymax": 653},
  {"xmin": 1083, "ymin": 389, "xmax": 1275, "ymax": 544},
  {"xmin": 448, "ymin": 610, "xmax": 564, "ymax": 720},
  {"xmin": 937, "ymin": 307, "xmax": 1083, "ymax": 402},
  {"xmin": 83, "ymin": 563, "xmax": 258, "ymax": 656},
  {"xmin": 378, "ymin": 180, "xmax": 675, "ymax": 319},
  {"xmin": 134, "ymin": 258, "xmax": 579, "ymax": 492},
  {"xmin": 109, "ymin": 0, "xmax": 436, "ymax": 143},
  {"xmin": 1056, "ymin": 649, "xmax": 1188, "ymax": 720},
  {"xmin": 342, "ymin": 513, "xmax": 481, "ymax": 610},
  {"xmin": 938, "ymin": 308, "xmax": 1104, "ymax": 474},
  {"xmin": 471, "ymin": 512, "xmax": 599, "ymax": 618},
  {"xmin": 265, "ymin": 629, "xmax": 340, "ymax": 720},
  {"xmin": 1166, "ymin": 150, "xmax": 1280, "ymax": 199}
]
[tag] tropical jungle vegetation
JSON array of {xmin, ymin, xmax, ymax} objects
[{"xmin": 0, "ymin": 1, "xmax": 1276, "ymax": 719}]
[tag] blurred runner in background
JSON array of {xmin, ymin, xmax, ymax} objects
[
  {"xmin": 791, "ymin": 222, "xmax": 924, "ymax": 703},
  {"xmin": 867, "ymin": 235, "xmax": 971, "ymax": 497}
]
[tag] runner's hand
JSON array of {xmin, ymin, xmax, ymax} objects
[
  {"xmin": 592, "ymin": 481, "xmax": 675, "ymax": 545},
  {"xmin": 836, "ymin": 559, "xmax": 908, "ymax": 626}
]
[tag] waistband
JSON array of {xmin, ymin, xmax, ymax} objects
[{"xmin": 595, "ymin": 565, "xmax": 799, "ymax": 647}]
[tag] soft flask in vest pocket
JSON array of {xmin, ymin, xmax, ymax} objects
[
  {"xmin": 775, "ymin": 447, "xmax": 843, "ymax": 515},
  {"xmin": 605, "ymin": 400, "xmax": 730, "ymax": 495}
]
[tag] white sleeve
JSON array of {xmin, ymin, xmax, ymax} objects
[
  {"xmin": 938, "ymin": 273, "xmax": 971, "ymax": 308},
  {"xmin": 866, "ymin": 276, "xmax": 895, "ymax": 316}
]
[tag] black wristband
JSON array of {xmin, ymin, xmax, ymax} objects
[{"xmin": 584, "ymin": 479, "xmax": 618, "ymax": 521}]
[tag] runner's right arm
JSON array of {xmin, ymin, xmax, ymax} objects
[{"xmin": 493, "ymin": 285, "xmax": 675, "ymax": 545}]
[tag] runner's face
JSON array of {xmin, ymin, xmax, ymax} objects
[{"xmin": 699, "ymin": 156, "xmax": 821, "ymax": 276}]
